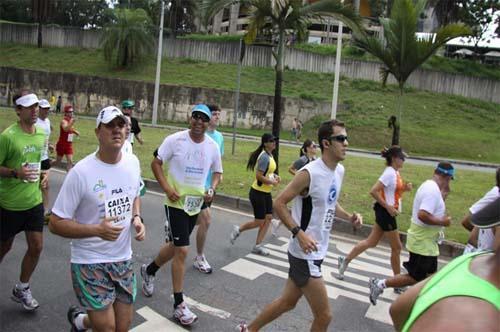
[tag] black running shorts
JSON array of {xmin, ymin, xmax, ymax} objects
[
  {"xmin": 0, "ymin": 203, "xmax": 44, "ymax": 241},
  {"xmin": 249, "ymin": 188, "xmax": 272, "ymax": 220},
  {"xmin": 288, "ymin": 251, "xmax": 324, "ymax": 288},
  {"xmin": 373, "ymin": 202, "xmax": 398, "ymax": 231},
  {"xmin": 164, "ymin": 205, "xmax": 198, "ymax": 247},
  {"xmin": 403, "ymin": 251, "xmax": 437, "ymax": 282}
]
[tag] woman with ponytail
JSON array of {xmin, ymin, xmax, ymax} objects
[
  {"xmin": 336, "ymin": 146, "xmax": 412, "ymax": 293},
  {"xmin": 229, "ymin": 133, "xmax": 280, "ymax": 255},
  {"xmin": 288, "ymin": 139, "xmax": 318, "ymax": 175}
]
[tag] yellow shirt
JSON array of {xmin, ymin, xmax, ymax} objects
[{"xmin": 251, "ymin": 151, "xmax": 276, "ymax": 193}]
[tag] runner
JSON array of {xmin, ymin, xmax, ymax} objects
[
  {"xmin": 461, "ymin": 167, "xmax": 499, "ymax": 254},
  {"xmin": 193, "ymin": 104, "xmax": 224, "ymax": 274},
  {"xmin": 121, "ymin": 100, "xmax": 144, "ymax": 146},
  {"xmin": 48, "ymin": 106, "xmax": 145, "ymax": 332},
  {"xmin": 0, "ymin": 91, "xmax": 45, "ymax": 311},
  {"xmin": 368, "ymin": 162, "xmax": 454, "ymax": 305},
  {"xmin": 140, "ymin": 104, "xmax": 222, "ymax": 326},
  {"xmin": 337, "ymin": 146, "xmax": 412, "ymax": 295},
  {"xmin": 35, "ymin": 99, "xmax": 54, "ymax": 222},
  {"xmin": 390, "ymin": 197, "xmax": 500, "ymax": 332},
  {"xmin": 236, "ymin": 119, "xmax": 362, "ymax": 332},
  {"xmin": 55, "ymin": 105, "xmax": 79, "ymax": 171},
  {"xmin": 229, "ymin": 133, "xmax": 280, "ymax": 256}
]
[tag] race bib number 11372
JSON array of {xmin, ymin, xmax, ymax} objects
[{"xmin": 105, "ymin": 195, "xmax": 132, "ymax": 224}]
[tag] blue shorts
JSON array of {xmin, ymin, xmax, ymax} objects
[{"xmin": 71, "ymin": 260, "xmax": 136, "ymax": 310}]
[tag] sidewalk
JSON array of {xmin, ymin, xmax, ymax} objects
[{"xmin": 142, "ymin": 178, "xmax": 466, "ymax": 258}]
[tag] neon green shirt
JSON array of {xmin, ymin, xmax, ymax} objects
[
  {"xmin": 406, "ymin": 222, "xmax": 441, "ymax": 256},
  {"xmin": 0, "ymin": 123, "xmax": 45, "ymax": 210},
  {"xmin": 403, "ymin": 251, "xmax": 500, "ymax": 331}
]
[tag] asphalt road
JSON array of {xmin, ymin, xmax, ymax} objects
[{"xmin": 0, "ymin": 170, "xmax": 449, "ymax": 332}]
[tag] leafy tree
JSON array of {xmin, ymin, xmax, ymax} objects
[
  {"xmin": 32, "ymin": 0, "xmax": 51, "ymax": 48},
  {"xmin": 50, "ymin": 0, "xmax": 113, "ymax": 28},
  {"xmin": 426, "ymin": 0, "xmax": 462, "ymax": 26},
  {"xmin": 354, "ymin": 0, "xmax": 471, "ymax": 145},
  {"xmin": 202, "ymin": 0, "xmax": 361, "ymax": 169},
  {"xmin": 458, "ymin": 1, "xmax": 499, "ymax": 55},
  {"xmin": 100, "ymin": 8, "xmax": 155, "ymax": 68},
  {"xmin": 0, "ymin": 0, "xmax": 31, "ymax": 23}
]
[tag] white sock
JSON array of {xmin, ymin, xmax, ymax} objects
[
  {"xmin": 377, "ymin": 279, "xmax": 387, "ymax": 289},
  {"xmin": 74, "ymin": 313, "xmax": 87, "ymax": 330},
  {"xmin": 16, "ymin": 282, "xmax": 29, "ymax": 290}
]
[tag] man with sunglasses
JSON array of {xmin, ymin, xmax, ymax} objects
[
  {"xmin": 141, "ymin": 104, "xmax": 222, "ymax": 326},
  {"xmin": 369, "ymin": 162, "xmax": 455, "ymax": 306},
  {"xmin": 237, "ymin": 120, "xmax": 362, "ymax": 332},
  {"xmin": 49, "ymin": 106, "xmax": 145, "ymax": 332}
]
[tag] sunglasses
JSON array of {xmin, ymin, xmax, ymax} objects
[
  {"xmin": 192, "ymin": 113, "xmax": 210, "ymax": 122},
  {"xmin": 328, "ymin": 135, "xmax": 348, "ymax": 143}
]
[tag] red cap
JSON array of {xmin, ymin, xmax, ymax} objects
[{"xmin": 64, "ymin": 105, "xmax": 74, "ymax": 113}]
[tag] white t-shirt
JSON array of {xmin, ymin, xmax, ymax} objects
[
  {"xmin": 288, "ymin": 159, "xmax": 344, "ymax": 260},
  {"xmin": 470, "ymin": 186, "xmax": 499, "ymax": 251},
  {"xmin": 156, "ymin": 130, "xmax": 222, "ymax": 215},
  {"xmin": 378, "ymin": 166, "xmax": 403, "ymax": 209},
  {"xmin": 35, "ymin": 117, "xmax": 51, "ymax": 161},
  {"xmin": 52, "ymin": 152, "xmax": 141, "ymax": 264},
  {"xmin": 411, "ymin": 180, "xmax": 445, "ymax": 227},
  {"xmin": 122, "ymin": 139, "xmax": 133, "ymax": 155}
]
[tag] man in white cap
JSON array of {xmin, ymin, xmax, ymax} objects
[
  {"xmin": 35, "ymin": 99, "xmax": 54, "ymax": 222},
  {"xmin": 140, "ymin": 104, "xmax": 222, "ymax": 326},
  {"xmin": 49, "ymin": 106, "xmax": 146, "ymax": 332},
  {"xmin": 0, "ymin": 90, "xmax": 45, "ymax": 311}
]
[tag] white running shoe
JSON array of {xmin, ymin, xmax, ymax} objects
[
  {"xmin": 271, "ymin": 219, "xmax": 281, "ymax": 237},
  {"xmin": 140, "ymin": 264, "xmax": 155, "ymax": 297},
  {"xmin": 173, "ymin": 301, "xmax": 198, "ymax": 326},
  {"xmin": 369, "ymin": 278, "xmax": 384, "ymax": 305},
  {"xmin": 193, "ymin": 255, "xmax": 213, "ymax": 274},
  {"xmin": 336, "ymin": 255, "xmax": 347, "ymax": 280},
  {"xmin": 251, "ymin": 244, "xmax": 270, "ymax": 256},
  {"xmin": 11, "ymin": 286, "xmax": 39, "ymax": 311},
  {"xmin": 229, "ymin": 225, "xmax": 240, "ymax": 244},
  {"xmin": 236, "ymin": 323, "xmax": 249, "ymax": 331}
]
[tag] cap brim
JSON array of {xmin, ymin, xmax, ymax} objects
[
  {"xmin": 15, "ymin": 94, "xmax": 39, "ymax": 107},
  {"xmin": 471, "ymin": 197, "xmax": 500, "ymax": 228}
]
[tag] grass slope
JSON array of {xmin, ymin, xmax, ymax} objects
[{"xmin": 0, "ymin": 109, "xmax": 495, "ymax": 244}]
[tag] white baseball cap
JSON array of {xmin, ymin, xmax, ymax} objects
[
  {"xmin": 96, "ymin": 106, "xmax": 126, "ymax": 128},
  {"xmin": 39, "ymin": 99, "xmax": 51, "ymax": 109},
  {"xmin": 15, "ymin": 93, "xmax": 39, "ymax": 107}
]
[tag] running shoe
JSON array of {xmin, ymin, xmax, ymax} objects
[
  {"xmin": 193, "ymin": 255, "xmax": 213, "ymax": 274},
  {"xmin": 173, "ymin": 301, "xmax": 198, "ymax": 326},
  {"xmin": 236, "ymin": 323, "xmax": 249, "ymax": 331},
  {"xmin": 229, "ymin": 225, "xmax": 240, "ymax": 244},
  {"xmin": 369, "ymin": 277, "xmax": 384, "ymax": 305},
  {"xmin": 11, "ymin": 286, "xmax": 39, "ymax": 311},
  {"xmin": 394, "ymin": 287, "xmax": 408, "ymax": 294},
  {"xmin": 251, "ymin": 245, "xmax": 270, "ymax": 256},
  {"xmin": 67, "ymin": 305, "xmax": 86, "ymax": 332},
  {"xmin": 336, "ymin": 255, "xmax": 347, "ymax": 280},
  {"xmin": 271, "ymin": 218, "xmax": 281, "ymax": 237},
  {"xmin": 140, "ymin": 263, "xmax": 155, "ymax": 297}
]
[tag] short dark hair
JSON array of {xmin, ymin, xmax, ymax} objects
[
  {"xmin": 207, "ymin": 104, "xmax": 220, "ymax": 113},
  {"xmin": 12, "ymin": 89, "xmax": 31, "ymax": 108},
  {"xmin": 317, "ymin": 119, "xmax": 345, "ymax": 152}
]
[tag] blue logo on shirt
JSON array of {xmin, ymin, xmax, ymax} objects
[{"xmin": 327, "ymin": 181, "xmax": 337, "ymax": 204}]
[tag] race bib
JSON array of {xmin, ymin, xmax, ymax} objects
[
  {"xmin": 183, "ymin": 195, "xmax": 204, "ymax": 216},
  {"xmin": 105, "ymin": 194, "xmax": 132, "ymax": 224},
  {"xmin": 24, "ymin": 162, "xmax": 40, "ymax": 183},
  {"xmin": 322, "ymin": 208, "xmax": 335, "ymax": 232},
  {"xmin": 67, "ymin": 133, "xmax": 74, "ymax": 142}
]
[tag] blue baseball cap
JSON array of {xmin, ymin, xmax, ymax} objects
[
  {"xmin": 191, "ymin": 104, "xmax": 211, "ymax": 120},
  {"xmin": 436, "ymin": 162, "xmax": 455, "ymax": 179}
]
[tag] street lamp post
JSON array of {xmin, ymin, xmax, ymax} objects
[
  {"xmin": 331, "ymin": 19, "xmax": 343, "ymax": 120},
  {"xmin": 152, "ymin": 0, "xmax": 166, "ymax": 125}
]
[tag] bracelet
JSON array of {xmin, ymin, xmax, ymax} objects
[
  {"xmin": 133, "ymin": 214, "xmax": 144, "ymax": 223},
  {"xmin": 11, "ymin": 169, "xmax": 18, "ymax": 179}
]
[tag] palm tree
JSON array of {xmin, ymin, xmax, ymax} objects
[
  {"xmin": 100, "ymin": 8, "xmax": 155, "ymax": 68},
  {"xmin": 202, "ymin": 0, "xmax": 361, "ymax": 169},
  {"xmin": 354, "ymin": 0, "xmax": 470, "ymax": 145}
]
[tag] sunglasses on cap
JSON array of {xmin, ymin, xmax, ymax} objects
[
  {"xmin": 328, "ymin": 135, "xmax": 348, "ymax": 143},
  {"xmin": 192, "ymin": 112, "xmax": 210, "ymax": 122}
]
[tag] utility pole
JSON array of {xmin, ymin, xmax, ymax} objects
[
  {"xmin": 232, "ymin": 38, "xmax": 244, "ymax": 155},
  {"xmin": 330, "ymin": 19, "xmax": 343, "ymax": 119},
  {"xmin": 152, "ymin": 0, "xmax": 165, "ymax": 125}
]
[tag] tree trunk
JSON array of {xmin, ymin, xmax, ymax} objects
[
  {"xmin": 272, "ymin": 28, "xmax": 285, "ymax": 174},
  {"xmin": 388, "ymin": 115, "xmax": 400, "ymax": 146},
  {"xmin": 37, "ymin": 21, "xmax": 42, "ymax": 48}
]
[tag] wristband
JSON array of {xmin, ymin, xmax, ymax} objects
[
  {"xmin": 11, "ymin": 169, "xmax": 18, "ymax": 179},
  {"xmin": 291, "ymin": 226, "xmax": 301, "ymax": 238},
  {"xmin": 207, "ymin": 188, "xmax": 215, "ymax": 196},
  {"xmin": 133, "ymin": 214, "xmax": 143, "ymax": 223}
]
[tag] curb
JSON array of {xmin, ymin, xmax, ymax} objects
[{"xmin": 143, "ymin": 179, "xmax": 465, "ymax": 258}]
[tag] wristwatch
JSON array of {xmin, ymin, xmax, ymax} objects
[
  {"xmin": 133, "ymin": 214, "xmax": 143, "ymax": 223},
  {"xmin": 11, "ymin": 169, "xmax": 18, "ymax": 179},
  {"xmin": 291, "ymin": 226, "xmax": 301, "ymax": 238},
  {"xmin": 207, "ymin": 188, "xmax": 215, "ymax": 196}
]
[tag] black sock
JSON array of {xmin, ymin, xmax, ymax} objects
[
  {"xmin": 146, "ymin": 261, "xmax": 160, "ymax": 276},
  {"xmin": 174, "ymin": 292, "xmax": 184, "ymax": 308}
]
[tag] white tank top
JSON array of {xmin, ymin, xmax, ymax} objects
[
  {"xmin": 477, "ymin": 228, "xmax": 495, "ymax": 251},
  {"xmin": 288, "ymin": 158, "xmax": 344, "ymax": 260}
]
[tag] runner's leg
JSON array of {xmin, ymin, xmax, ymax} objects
[{"xmin": 302, "ymin": 277, "xmax": 332, "ymax": 331}]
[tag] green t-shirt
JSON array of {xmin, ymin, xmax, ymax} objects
[
  {"xmin": 406, "ymin": 222, "xmax": 441, "ymax": 256},
  {"xmin": 0, "ymin": 123, "xmax": 45, "ymax": 210}
]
